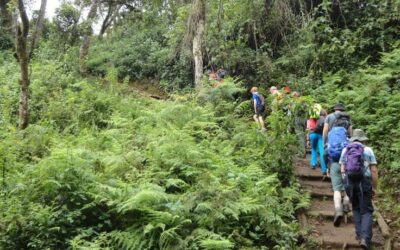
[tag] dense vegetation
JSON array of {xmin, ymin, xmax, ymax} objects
[
  {"xmin": 0, "ymin": 0, "xmax": 399, "ymax": 249},
  {"xmin": 0, "ymin": 59, "xmax": 307, "ymax": 248}
]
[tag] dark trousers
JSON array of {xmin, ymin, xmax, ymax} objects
[{"xmin": 345, "ymin": 176, "xmax": 374, "ymax": 245}]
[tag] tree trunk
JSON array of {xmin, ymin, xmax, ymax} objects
[
  {"xmin": 17, "ymin": 39, "xmax": 29, "ymax": 130},
  {"xmin": 15, "ymin": 0, "xmax": 30, "ymax": 130},
  {"xmin": 14, "ymin": 0, "xmax": 46, "ymax": 130},
  {"xmin": 79, "ymin": 0, "xmax": 98, "ymax": 74},
  {"xmin": 192, "ymin": 0, "xmax": 205, "ymax": 89}
]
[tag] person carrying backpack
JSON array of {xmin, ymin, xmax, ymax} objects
[
  {"xmin": 290, "ymin": 91, "xmax": 308, "ymax": 158},
  {"xmin": 250, "ymin": 87, "xmax": 266, "ymax": 131},
  {"xmin": 306, "ymin": 108, "xmax": 327, "ymax": 174},
  {"xmin": 339, "ymin": 129, "xmax": 378, "ymax": 249},
  {"xmin": 322, "ymin": 103, "xmax": 353, "ymax": 227}
]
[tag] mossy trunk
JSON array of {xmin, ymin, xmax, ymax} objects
[
  {"xmin": 193, "ymin": 16, "xmax": 204, "ymax": 89},
  {"xmin": 192, "ymin": 0, "xmax": 205, "ymax": 89}
]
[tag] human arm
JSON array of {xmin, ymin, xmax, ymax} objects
[
  {"xmin": 370, "ymin": 164, "xmax": 378, "ymax": 196},
  {"xmin": 347, "ymin": 125, "xmax": 353, "ymax": 137},
  {"xmin": 322, "ymin": 122, "xmax": 329, "ymax": 145},
  {"xmin": 253, "ymin": 99, "xmax": 257, "ymax": 114},
  {"xmin": 339, "ymin": 148, "xmax": 346, "ymax": 174}
]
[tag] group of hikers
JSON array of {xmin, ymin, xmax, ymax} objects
[{"xmin": 251, "ymin": 87, "xmax": 378, "ymax": 250}]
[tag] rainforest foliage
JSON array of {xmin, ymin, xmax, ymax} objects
[{"xmin": 0, "ymin": 0, "xmax": 400, "ymax": 249}]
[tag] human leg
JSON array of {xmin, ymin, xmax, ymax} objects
[
  {"xmin": 331, "ymin": 162, "xmax": 345, "ymax": 226},
  {"xmin": 309, "ymin": 133, "xmax": 318, "ymax": 168},
  {"xmin": 317, "ymin": 134, "xmax": 327, "ymax": 174},
  {"xmin": 257, "ymin": 116, "xmax": 266, "ymax": 131},
  {"xmin": 294, "ymin": 117, "xmax": 306, "ymax": 157},
  {"xmin": 359, "ymin": 179, "xmax": 374, "ymax": 245},
  {"xmin": 253, "ymin": 114, "xmax": 261, "ymax": 128}
]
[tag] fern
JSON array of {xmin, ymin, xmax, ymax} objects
[{"xmin": 199, "ymin": 239, "xmax": 235, "ymax": 250}]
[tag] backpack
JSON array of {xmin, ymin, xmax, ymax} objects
[
  {"xmin": 327, "ymin": 127, "xmax": 348, "ymax": 162},
  {"xmin": 308, "ymin": 118, "xmax": 317, "ymax": 130},
  {"xmin": 256, "ymin": 93, "xmax": 265, "ymax": 107},
  {"xmin": 309, "ymin": 104, "xmax": 322, "ymax": 119},
  {"xmin": 314, "ymin": 116, "xmax": 325, "ymax": 134},
  {"xmin": 344, "ymin": 143, "xmax": 365, "ymax": 181},
  {"xmin": 332, "ymin": 112, "xmax": 350, "ymax": 130}
]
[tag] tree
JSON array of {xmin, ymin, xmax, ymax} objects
[
  {"xmin": 53, "ymin": 2, "xmax": 81, "ymax": 50},
  {"xmin": 98, "ymin": 0, "xmax": 124, "ymax": 38},
  {"xmin": 187, "ymin": 0, "xmax": 206, "ymax": 89},
  {"xmin": 0, "ymin": 0, "xmax": 13, "ymax": 49},
  {"xmin": 0, "ymin": 0, "xmax": 12, "ymax": 31},
  {"xmin": 14, "ymin": 0, "xmax": 47, "ymax": 129},
  {"xmin": 79, "ymin": 0, "xmax": 99, "ymax": 74}
]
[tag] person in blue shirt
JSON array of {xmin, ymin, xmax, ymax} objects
[
  {"xmin": 339, "ymin": 129, "xmax": 378, "ymax": 249},
  {"xmin": 250, "ymin": 87, "xmax": 266, "ymax": 131}
]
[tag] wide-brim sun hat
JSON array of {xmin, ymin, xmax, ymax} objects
[
  {"xmin": 333, "ymin": 103, "xmax": 345, "ymax": 111},
  {"xmin": 350, "ymin": 129, "xmax": 368, "ymax": 142}
]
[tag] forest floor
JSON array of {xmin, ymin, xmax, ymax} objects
[
  {"xmin": 126, "ymin": 80, "xmax": 166, "ymax": 100},
  {"xmin": 295, "ymin": 156, "xmax": 392, "ymax": 249}
]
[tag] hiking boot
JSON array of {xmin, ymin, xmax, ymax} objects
[
  {"xmin": 343, "ymin": 202, "xmax": 350, "ymax": 213},
  {"xmin": 359, "ymin": 238, "xmax": 368, "ymax": 249},
  {"xmin": 333, "ymin": 209, "xmax": 343, "ymax": 227}
]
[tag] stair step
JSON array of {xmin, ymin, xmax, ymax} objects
[
  {"xmin": 309, "ymin": 218, "xmax": 385, "ymax": 249},
  {"xmin": 307, "ymin": 210, "xmax": 353, "ymax": 219}
]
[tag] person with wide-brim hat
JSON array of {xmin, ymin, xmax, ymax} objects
[
  {"xmin": 333, "ymin": 103, "xmax": 346, "ymax": 111},
  {"xmin": 339, "ymin": 129, "xmax": 378, "ymax": 249},
  {"xmin": 349, "ymin": 129, "xmax": 368, "ymax": 142}
]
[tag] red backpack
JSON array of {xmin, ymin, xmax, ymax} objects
[{"xmin": 308, "ymin": 118, "xmax": 317, "ymax": 130}]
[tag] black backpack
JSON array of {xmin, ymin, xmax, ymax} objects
[
  {"xmin": 332, "ymin": 112, "xmax": 351, "ymax": 130},
  {"xmin": 314, "ymin": 116, "xmax": 325, "ymax": 134}
]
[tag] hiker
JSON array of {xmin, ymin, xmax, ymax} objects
[
  {"xmin": 250, "ymin": 87, "xmax": 266, "ymax": 131},
  {"xmin": 323, "ymin": 103, "xmax": 353, "ymax": 144},
  {"xmin": 340, "ymin": 129, "xmax": 378, "ymax": 249},
  {"xmin": 208, "ymin": 71, "xmax": 218, "ymax": 81},
  {"xmin": 269, "ymin": 86, "xmax": 283, "ymax": 111},
  {"xmin": 322, "ymin": 103, "xmax": 353, "ymax": 227},
  {"xmin": 306, "ymin": 108, "xmax": 327, "ymax": 174},
  {"xmin": 291, "ymin": 91, "xmax": 308, "ymax": 158},
  {"xmin": 216, "ymin": 68, "xmax": 227, "ymax": 81}
]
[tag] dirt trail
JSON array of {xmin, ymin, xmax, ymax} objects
[{"xmin": 295, "ymin": 156, "xmax": 391, "ymax": 249}]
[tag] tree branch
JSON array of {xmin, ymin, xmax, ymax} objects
[
  {"xmin": 29, "ymin": 0, "xmax": 47, "ymax": 59},
  {"xmin": 17, "ymin": 0, "xmax": 29, "ymax": 38}
]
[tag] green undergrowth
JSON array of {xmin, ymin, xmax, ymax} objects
[{"xmin": 0, "ymin": 61, "xmax": 308, "ymax": 249}]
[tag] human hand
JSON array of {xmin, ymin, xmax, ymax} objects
[{"xmin": 372, "ymin": 188, "xmax": 377, "ymax": 198}]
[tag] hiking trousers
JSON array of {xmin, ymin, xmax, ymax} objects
[
  {"xmin": 309, "ymin": 132, "xmax": 327, "ymax": 173},
  {"xmin": 294, "ymin": 117, "xmax": 306, "ymax": 157},
  {"xmin": 345, "ymin": 177, "xmax": 374, "ymax": 245}
]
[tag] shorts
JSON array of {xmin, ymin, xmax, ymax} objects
[
  {"xmin": 255, "ymin": 106, "xmax": 265, "ymax": 117},
  {"xmin": 330, "ymin": 162, "xmax": 344, "ymax": 192}
]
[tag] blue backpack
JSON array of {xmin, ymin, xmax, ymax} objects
[{"xmin": 327, "ymin": 127, "xmax": 348, "ymax": 162}]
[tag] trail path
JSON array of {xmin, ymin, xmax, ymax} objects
[{"xmin": 295, "ymin": 156, "xmax": 392, "ymax": 249}]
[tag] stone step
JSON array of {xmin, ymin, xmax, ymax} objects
[
  {"xmin": 299, "ymin": 179, "xmax": 334, "ymax": 198},
  {"xmin": 296, "ymin": 155, "xmax": 390, "ymax": 250},
  {"xmin": 308, "ymin": 218, "xmax": 385, "ymax": 249}
]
